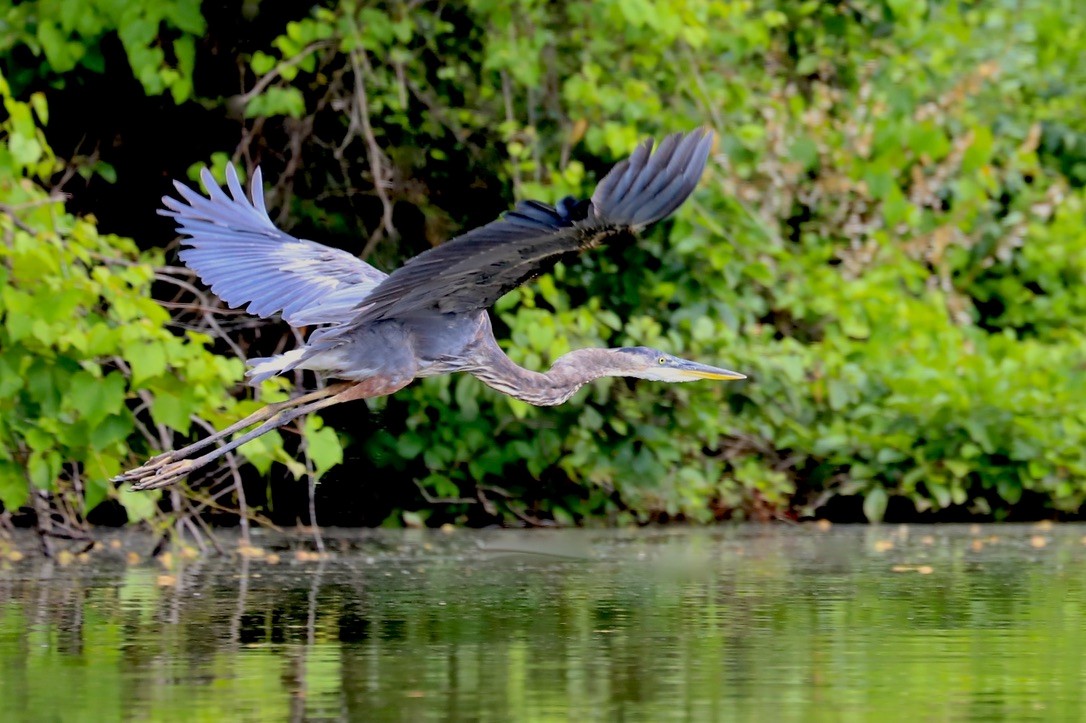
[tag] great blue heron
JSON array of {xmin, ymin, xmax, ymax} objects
[{"xmin": 119, "ymin": 129, "xmax": 745, "ymax": 491}]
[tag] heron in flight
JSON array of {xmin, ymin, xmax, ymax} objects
[{"xmin": 119, "ymin": 129, "xmax": 745, "ymax": 491}]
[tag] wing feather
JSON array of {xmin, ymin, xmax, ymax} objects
[
  {"xmin": 336, "ymin": 128, "xmax": 713, "ymax": 329},
  {"xmin": 163, "ymin": 164, "xmax": 387, "ymax": 327}
]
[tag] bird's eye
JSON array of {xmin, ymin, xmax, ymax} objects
[{"xmin": 658, "ymin": 357, "xmax": 667, "ymax": 365}]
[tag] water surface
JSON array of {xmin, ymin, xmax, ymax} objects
[{"xmin": 1, "ymin": 524, "xmax": 1084, "ymax": 721}]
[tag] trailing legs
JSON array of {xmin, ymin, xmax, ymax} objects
[{"xmin": 114, "ymin": 378, "xmax": 402, "ymax": 491}]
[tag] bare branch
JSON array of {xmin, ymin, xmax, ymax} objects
[
  {"xmin": 238, "ymin": 41, "xmax": 334, "ymax": 106},
  {"xmin": 153, "ymin": 272, "xmax": 247, "ymax": 360},
  {"xmin": 346, "ymin": 46, "xmax": 398, "ymax": 256}
]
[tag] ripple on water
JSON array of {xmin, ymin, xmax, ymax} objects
[{"xmin": 1, "ymin": 524, "xmax": 1085, "ymax": 720}]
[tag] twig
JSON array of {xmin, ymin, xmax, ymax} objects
[
  {"xmin": 185, "ymin": 502, "xmax": 227, "ymax": 555},
  {"xmin": 476, "ymin": 486, "xmax": 498, "ymax": 516},
  {"xmin": 300, "ymin": 435, "xmax": 325, "ymax": 554},
  {"xmin": 478, "ymin": 484, "xmax": 551, "ymax": 527},
  {"xmin": 112, "ymin": 356, "xmax": 174, "ymax": 454},
  {"xmin": 273, "ymin": 114, "xmax": 315, "ymax": 227},
  {"xmin": 0, "ymin": 198, "xmax": 66, "ymax": 234},
  {"xmin": 191, "ymin": 415, "xmax": 250, "ymax": 545},
  {"xmin": 527, "ymin": 86, "xmax": 542, "ymax": 184},
  {"xmin": 414, "ymin": 478, "xmax": 476, "ymax": 505},
  {"xmin": 499, "ymin": 69, "xmax": 523, "ymax": 196},
  {"xmin": 682, "ymin": 44, "xmax": 726, "ymax": 132},
  {"xmin": 153, "ymin": 272, "xmax": 247, "ymax": 360},
  {"xmin": 237, "ymin": 41, "xmax": 333, "ymax": 106},
  {"xmin": 346, "ymin": 44, "xmax": 398, "ymax": 256},
  {"xmin": 157, "ymin": 300, "xmax": 250, "ymax": 315}
]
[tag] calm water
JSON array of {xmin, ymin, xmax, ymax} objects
[{"xmin": 1, "ymin": 524, "xmax": 1084, "ymax": 721}]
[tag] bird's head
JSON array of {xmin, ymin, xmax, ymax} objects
[{"xmin": 615, "ymin": 347, "xmax": 746, "ymax": 383}]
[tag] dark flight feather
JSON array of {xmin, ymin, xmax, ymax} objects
[{"xmin": 343, "ymin": 128, "xmax": 713, "ymax": 326}]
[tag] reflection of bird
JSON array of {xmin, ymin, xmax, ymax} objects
[{"xmin": 120, "ymin": 129, "xmax": 745, "ymax": 491}]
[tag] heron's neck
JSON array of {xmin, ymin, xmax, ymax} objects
[{"xmin": 468, "ymin": 338, "xmax": 621, "ymax": 407}]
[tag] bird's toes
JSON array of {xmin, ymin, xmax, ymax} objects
[
  {"xmin": 144, "ymin": 450, "xmax": 176, "ymax": 466},
  {"xmin": 112, "ymin": 451, "xmax": 186, "ymax": 484},
  {"xmin": 130, "ymin": 459, "xmax": 195, "ymax": 491},
  {"xmin": 111, "ymin": 469, "xmax": 143, "ymax": 484}
]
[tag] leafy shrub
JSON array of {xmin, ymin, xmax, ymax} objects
[
  {"xmin": 322, "ymin": 0, "xmax": 1086, "ymax": 523},
  {"xmin": 0, "ymin": 0, "xmax": 204, "ymax": 101},
  {"xmin": 0, "ymin": 71, "xmax": 342, "ymax": 531},
  {"xmin": 4, "ymin": 0, "xmax": 1086, "ymax": 528}
]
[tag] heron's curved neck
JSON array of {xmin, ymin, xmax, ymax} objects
[{"xmin": 468, "ymin": 337, "xmax": 620, "ymax": 407}]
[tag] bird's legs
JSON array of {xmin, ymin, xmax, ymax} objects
[
  {"xmin": 115, "ymin": 379, "xmax": 399, "ymax": 491},
  {"xmin": 121, "ymin": 384, "xmax": 352, "ymax": 478}
]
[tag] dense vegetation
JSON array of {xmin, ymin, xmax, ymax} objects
[{"xmin": 0, "ymin": 0, "xmax": 1084, "ymax": 534}]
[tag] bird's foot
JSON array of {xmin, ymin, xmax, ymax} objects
[{"xmin": 113, "ymin": 458, "xmax": 197, "ymax": 491}]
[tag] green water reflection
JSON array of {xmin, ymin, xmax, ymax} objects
[{"xmin": 1, "ymin": 525, "xmax": 1084, "ymax": 721}]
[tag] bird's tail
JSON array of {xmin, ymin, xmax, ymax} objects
[
  {"xmin": 589, "ymin": 128, "xmax": 714, "ymax": 229},
  {"xmin": 246, "ymin": 349, "xmax": 307, "ymax": 385}
]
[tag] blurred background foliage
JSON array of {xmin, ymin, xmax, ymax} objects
[{"xmin": 0, "ymin": 0, "xmax": 1084, "ymax": 532}]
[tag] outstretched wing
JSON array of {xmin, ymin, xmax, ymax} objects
[
  {"xmin": 162, "ymin": 164, "xmax": 387, "ymax": 327},
  {"xmin": 346, "ymin": 128, "xmax": 713, "ymax": 325}
]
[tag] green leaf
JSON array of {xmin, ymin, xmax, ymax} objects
[
  {"xmin": 82, "ymin": 452, "xmax": 121, "ymax": 513},
  {"xmin": 37, "ymin": 21, "xmax": 79, "ymax": 72},
  {"xmin": 118, "ymin": 483, "xmax": 159, "ymax": 522},
  {"xmin": 907, "ymin": 122, "xmax": 950, "ymax": 160},
  {"xmin": 275, "ymin": 447, "xmax": 307, "ymax": 479},
  {"xmin": 0, "ymin": 355, "xmax": 24, "ymax": 399},
  {"xmin": 926, "ymin": 481, "xmax": 952, "ymax": 509},
  {"xmin": 9, "ymin": 134, "xmax": 42, "ymax": 166},
  {"xmin": 304, "ymin": 416, "xmax": 343, "ymax": 479},
  {"xmin": 165, "ymin": 0, "xmax": 207, "ymax": 34},
  {"xmin": 0, "ymin": 460, "xmax": 29, "ymax": 511},
  {"xmin": 795, "ymin": 54, "xmax": 820, "ymax": 76},
  {"xmin": 150, "ymin": 392, "xmax": 192, "ymax": 434},
  {"xmin": 862, "ymin": 487, "xmax": 888, "ymax": 523},
  {"xmin": 29, "ymin": 92, "xmax": 49, "ymax": 126},
  {"xmin": 90, "ymin": 414, "xmax": 134, "ymax": 451},
  {"xmin": 95, "ymin": 162, "xmax": 117, "ymax": 184},
  {"xmin": 245, "ymin": 86, "xmax": 306, "ymax": 118},
  {"xmin": 170, "ymin": 37, "xmax": 197, "ymax": 102},
  {"xmin": 997, "ymin": 477, "xmax": 1023, "ymax": 505},
  {"xmin": 27, "ymin": 450, "xmax": 61, "ymax": 490},
  {"xmin": 790, "ymin": 136, "xmax": 820, "ymax": 171},
  {"xmin": 237, "ymin": 429, "xmax": 284, "ymax": 476},
  {"xmin": 65, "ymin": 370, "xmax": 127, "ymax": 426},
  {"xmin": 396, "ymin": 433, "xmax": 425, "ymax": 458},
  {"xmin": 944, "ymin": 460, "xmax": 970, "ymax": 479},
  {"xmin": 128, "ymin": 341, "xmax": 168, "ymax": 385},
  {"xmin": 251, "ymin": 50, "xmax": 277, "ymax": 75},
  {"xmin": 454, "ymin": 376, "xmax": 479, "ymax": 419},
  {"xmin": 83, "ymin": 475, "xmax": 110, "ymax": 515},
  {"xmin": 961, "ymin": 125, "xmax": 993, "ymax": 173}
]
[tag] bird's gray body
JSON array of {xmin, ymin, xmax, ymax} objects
[{"xmin": 303, "ymin": 312, "xmax": 490, "ymax": 383}]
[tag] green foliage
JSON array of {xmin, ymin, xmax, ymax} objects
[
  {"xmin": 0, "ymin": 72, "xmax": 343, "ymax": 524},
  {"xmin": 325, "ymin": 0, "xmax": 1086, "ymax": 523},
  {"xmin": 0, "ymin": 0, "xmax": 203, "ymax": 102},
  {"xmin": 0, "ymin": 73, "xmax": 208, "ymax": 517},
  {"xmin": 4, "ymin": 0, "xmax": 1086, "ymax": 526}
]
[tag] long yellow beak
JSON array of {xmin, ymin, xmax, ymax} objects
[{"xmin": 677, "ymin": 360, "xmax": 747, "ymax": 381}]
